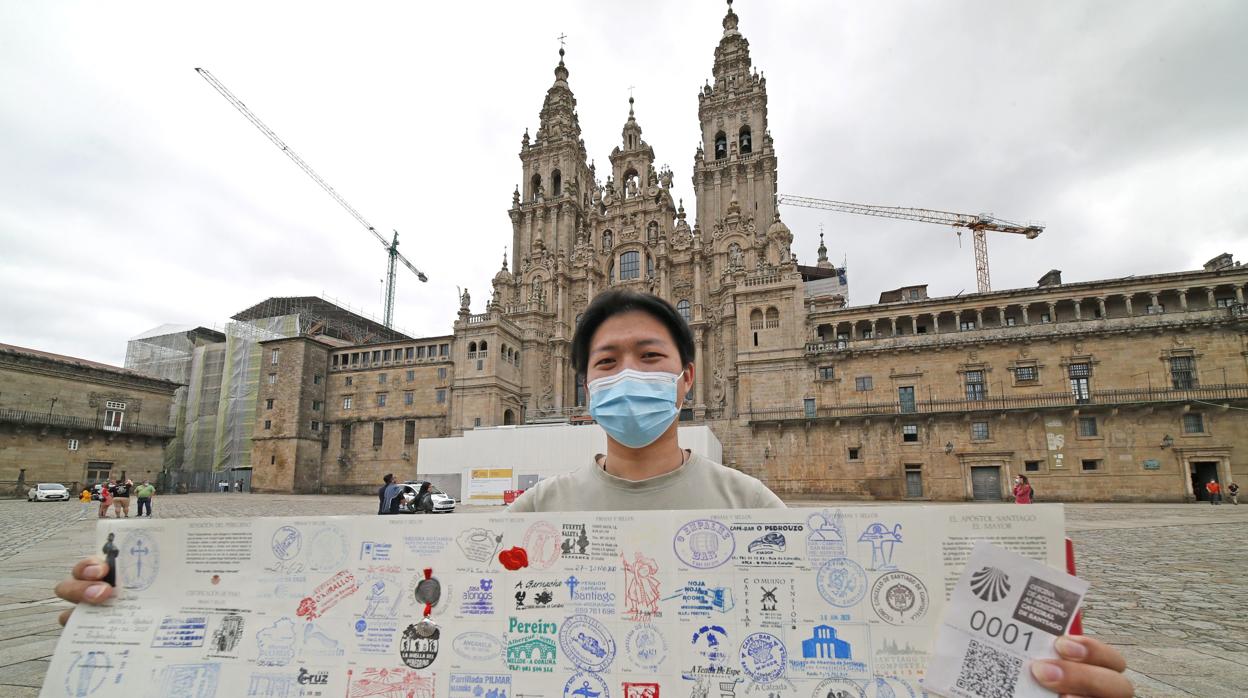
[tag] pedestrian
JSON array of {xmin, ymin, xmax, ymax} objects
[
  {"xmin": 51, "ymin": 290, "xmax": 1140, "ymax": 698},
  {"xmin": 79, "ymin": 487, "xmax": 92, "ymax": 516},
  {"xmin": 111, "ymin": 479, "xmax": 133, "ymax": 518},
  {"xmin": 412, "ymin": 482, "xmax": 434, "ymax": 514},
  {"xmin": 134, "ymin": 480, "xmax": 156, "ymax": 517},
  {"xmin": 1012, "ymin": 474, "xmax": 1033, "ymax": 504},
  {"xmin": 97, "ymin": 481, "xmax": 112, "ymax": 519},
  {"xmin": 378, "ymin": 474, "xmax": 403, "ymax": 515},
  {"xmin": 378, "ymin": 474, "xmax": 392, "ymax": 514},
  {"xmin": 234, "ymin": 479, "xmax": 243, "ymax": 492},
  {"xmin": 1205, "ymin": 479, "xmax": 1222, "ymax": 505},
  {"xmin": 1229, "ymin": 482, "xmax": 1239, "ymax": 505}
]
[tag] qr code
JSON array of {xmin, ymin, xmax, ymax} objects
[{"xmin": 954, "ymin": 638, "xmax": 1022, "ymax": 698}]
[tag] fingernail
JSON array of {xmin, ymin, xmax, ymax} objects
[
  {"xmin": 1031, "ymin": 661, "xmax": 1063, "ymax": 684},
  {"xmin": 1056, "ymin": 636, "xmax": 1088, "ymax": 659},
  {"xmin": 84, "ymin": 584, "xmax": 108, "ymax": 601},
  {"xmin": 83, "ymin": 565, "xmax": 103, "ymax": 579}
]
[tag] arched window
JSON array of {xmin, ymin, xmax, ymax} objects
[
  {"xmin": 467, "ymin": 341, "xmax": 477, "ymax": 357},
  {"xmin": 551, "ymin": 169, "xmax": 562, "ymax": 197},
  {"xmin": 765, "ymin": 307, "xmax": 780, "ymax": 328},
  {"xmin": 620, "ymin": 251, "xmax": 641, "ymax": 280},
  {"xmin": 478, "ymin": 340, "xmax": 487, "ymax": 355},
  {"xmin": 714, "ymin": 131, "xmax": 727, "ymax": 160},
  {"xmin": 739, "ymin": 126, "xmax": 752, "ymax": 154},
  {"xmin": 750, "ymin": 308, "xmax": 764, "ymax": 330},
  {"xmin": 530, "ymin": 173, "xmax": 542, "ymax": 200},
  {"xmin": 602, "ymin": 230, "xmax": 613, "ymax": 252},
  {"xmin": 503, "ymin": 409, "xmax": 515, "ymax": 426},
  {"xmin": 677, "ymin": 300, "xmax": 692, "ymax": 323}
]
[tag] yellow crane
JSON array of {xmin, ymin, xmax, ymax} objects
[
  {"xmin": 195, "ymin": 68, "xmax": 427, "ymax": 328},
  {"xmin": 777, "ymin": 194, "xmax": 1042, "ymax": 293}
]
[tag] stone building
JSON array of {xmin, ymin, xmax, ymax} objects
[
  {"xmin": 247, "ymin": 2, "xmax": 1247, "ymax": 501},
  {"xmin": 0, "ymin": 343, "xmax": 179, "ymax": 493}
]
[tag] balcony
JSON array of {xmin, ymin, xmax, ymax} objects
[
  {"xmin": 745, "ymin": 383, "xmax": 1248, "ymax": 424},
  {"xmin": 807, "ymin": 306, "xmax": 1242, "ymax": 356},
  {"xmin": 0, "ymin": 407, "xmax": 177, "ymax": 438}
]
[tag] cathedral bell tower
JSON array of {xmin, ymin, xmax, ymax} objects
[{"xmin": 692, "ymin": 0, "xmax": 779, "ymax": 237}]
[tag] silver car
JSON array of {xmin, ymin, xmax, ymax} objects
[{"xmin": 28, "ymin": 483, "xmax": 70, "ymax": 502}]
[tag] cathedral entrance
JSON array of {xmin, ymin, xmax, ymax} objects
[{"xmin": 1191, "ymin": 461, "xmax": 1220, "ymax": 501}]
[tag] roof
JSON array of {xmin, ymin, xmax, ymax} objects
[
  {"xmin": 798, "ymin": 264, "xmax": 841, "ymax": 282},
  {"xmin": 231, "ymin": 296, "xmax": 413, "ymax": 344},
  {"xmin": 129, "ymin": 324, "xmax": 226, "ymax": 343},
  {"xmin": 0, "ymin": 343, "xmax": 181, "ymax": 385}
]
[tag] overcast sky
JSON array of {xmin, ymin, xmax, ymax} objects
[{"xmin": 2, "ymin": 0, "xmax": 1245, "ymax": 367}]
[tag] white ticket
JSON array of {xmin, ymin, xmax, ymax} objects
[
  {"xmin": 923, "ymin": 541, "xmax": 1089, "ymax": 698},
  {"xmin": 42, "ymin": 505, "xmax": 1069, "ymax": 698}
]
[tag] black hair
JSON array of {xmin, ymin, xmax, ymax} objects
[
  {"xmin": 383, "ymin": 473, "xmax": 394, "ymax": 484},
  {"xmin": 571, "ymin": 288, "xmax": 695, "ymax": 377}
]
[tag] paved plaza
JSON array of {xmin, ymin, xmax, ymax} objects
[{"xmin": 0, "ymin": 495, "xmax": 1243, "ymax": 697}]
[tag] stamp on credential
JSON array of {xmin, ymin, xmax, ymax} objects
[
  {"xmin": 306, "ymin": 525, "xmax": 349, "ymax": 572},
  {"xmin": 65, "ymin": 650, "xmax": 127, "ymax": 697},
  {"xmin": 559, "ymin": 613, "xmax": 616, "ymax": 673},
  {"xmin": 673, "ymin": 519, "xmax": 735, "ymax": 569},
  {"xmin": 399, "ymin": 623, "xmax": 439, "ymax": 669},
  {"xmin": 151, "ymin": 615, "xmax": 207, "ymax": 648},
  {"xmin": 119, "ymin": 531, "xmax": 159, "ymax": 591},
  {"xmin": 271, "ymin": 526, "xmax": 302, "ymax": 561},
  {"xmin": 450, "ymin": 672, "xmax": 511, "ymax": 697},
  {"xmin": 296, "ymin": 570, "xmax": 360, "ymax": 621},
  {"xmin": 453, "ymin": 631, "xmax": 504, "ymax": 662},
  {"xmin": 564, "ymin": 671, "xmax": 611, "ymax": 698},
  {"xmin": 870, "ymin": 571, "xmax": 929, "ymax": 625},
  {"xmin": 811, "ymin": 678, "xmax": 866, "ymax": 698},
  {"xmin": 816, "ymin": 557, "xmax": 868, "ymax": 607},
  {"xmin": 456, "ymin": 527, "xmax": 504, "ymax": 563},
  {"xmin": 153, "ymin": 663, "xmax": 220, "ymax": 697},
  {"xmin": 523, "ymin": 521, "xmax": 563, "ymax": 569},
  {"xmin": 738, "ymin": 632, "xmax": 787, "ymax": 684},
  {"xmin": 625, "ymin": 623, "xmax": 669, "ymax": 672}
]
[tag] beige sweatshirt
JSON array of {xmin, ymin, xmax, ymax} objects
[{"xmin": 507, "ymin": 452, "xmax": 785, "ymax": 512}]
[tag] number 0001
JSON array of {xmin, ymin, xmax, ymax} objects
[{"xmin": 969, "ymin": 610, "xmax": 1034, "ymax": 650}]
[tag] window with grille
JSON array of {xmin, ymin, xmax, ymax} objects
[
  {"xmin": 1081, "ymin": 459, "xmax": 1101, "ymax": 471},
  {"xmin": 268, "ymin": 373, "xmax": 277, "ymax": 385},
  {"xmin": 405, "ymin": 420, "xmax": 416, "ymax": 445},
  {"xmin": 379, "ymin": 373, "xmax": 388, "ymax": 384},
  {"xmin": 1069, "ymin": 363, "xmax": 1091, "ymax": 402},
  {"xmin": 848, "ymin": 447, "xmax": 861, "ymax": 460},
  {"xmin": 341, "ymin": 424, "xmax": 352, "ymax": 450},
  {"xmin": 377, "ymin": 393, "xmax": 387, "ymax": 407},
  {"xmin": 265, "ymin": 399, "xmax": 274, "ymax": 410},
  {"xmin": 1025, "ymin": 460, "xmax": 1042, "ymax": 472},
  {"xmin": 677, "ymin": 300, "xmax": 692, "ymax": 323},
  {"xmin": 855, "ymin": 376, "xmax": 873, "ymax": 391},
  {"xmin": 311, "ymin": 420, "xmax": 320, "ymax": 432},
  {"xmin": 263, "ymin": 420, "xmax": 272, "ymax": 430},
  {"xmin": 105, "ymin": 400, "xmax": 126, "ymax": 410},
  {"xmin": 345, "ymin": 376, "xmax": 353, "ymax": 386},
  {"xmin": 436, "ymin": 389, "xmax": 446, "ymax": 404},
  {"xmin": 404, "ymin": 392, "xmax": 414, "ymax": 406},
  {"xmin": 902, "ymin": 424, "xmax": 919, "ymax": 442},
  {"xmin": 971, "ymin": 421, "xmax": 990, "ymax": 440},
  {"xmin": 383, "ymin": 349, "xmax": 391, "ymax": 362},
  {"xmin": 314, "ymin": 374, "xmax": 322, "ymax": 385},
  {"xmin": 804, "ymin": 398, "xmax": 816, "ymax": 418},
  {"xmin": 620, "ymin": 251, "xmax": 641, "ymax": 280},
  {"xmin": 406, "ymin": 370, "xmax": 415, "ymax": 381},
  {"xmin": 818, "ymin": 366, "xmax": 834, "ymax": 381},
  {"xmin": 271, "ymin": 349, "xmax": 279, "ymax": 365},
  {"xmin": 372, "ymin": 422, "xmax": 384, "ymax": 448},
  {"xmin": 342, "ymin": 396, "xmax": 353, "ymax": 409},
  {"xmin": 965, "ymin": 370, "xmax": 986, "ymax": 401},
  {"xmin": 405, "ymin": 347, "xmax": 414, "ymax": 360},
  {"xmin": 1183, "ymin": 413, "xmax": 1205, "ymax": 434},
  {"xmin": 1014, "ymin": 365, "xmax": 1038, "ymax": 382},
  {"xmin": 898, "ymin": 386, "xmax": 916, "ymax": 413},
  {"xmin": 438, "ymin": 367, "xmax": 447, "ymax": 380},
  {"xmin": 765, "ymin": 308, "xmax": 780, "ymax": 328},
  {"xmin": 68, "ymin": 439, "xmax": 79, "ymax": 451},
  {"xmin": 1169, "ymin": 356, "xmax": 1196, "ymax": 389},
  {"xmin": 1077, "ymin": 416, "xmax": 1098, "ymax": 437}
]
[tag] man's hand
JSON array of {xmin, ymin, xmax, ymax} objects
[
  {"xmin": 54, "ymin": 557, "xmax": 113, "ymax": 626},
  {"xmin": 1031, "ymin": 635, "xmax": 1133, "ymax": 698}
]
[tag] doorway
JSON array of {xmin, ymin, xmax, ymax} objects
[
  {"xmin": 971, "ymin": 466, "xmax": 1003, "ymax": 501},
  {"xmin": 905, "ymin": 465, "xmax": 923, "ymax": 498},
  {"xmin": 1191, "ymin": 461, "xmax": 1220, "ymax": 501}
]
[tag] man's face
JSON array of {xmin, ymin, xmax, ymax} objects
[{"xmin": 586, "ymin": 311, "xmax": 693, "ymax": 399}]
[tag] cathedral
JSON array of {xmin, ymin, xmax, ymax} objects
[{"xmin": 455, "ymin": 1, "xmax": 845, "ymax": 430}]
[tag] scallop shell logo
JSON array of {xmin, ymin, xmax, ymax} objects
[{"xmin": 969, "ymin": 566, "xmax": 1011, "ymax": 602}]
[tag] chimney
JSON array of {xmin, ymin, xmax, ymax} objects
[
  {"xmin": 1203, "ymin": 253, "xmax": 1236, "ymax": 272},
  {"xmin": 1037, "ymin": 269, "xmax": 1062, "ymax": 287}
]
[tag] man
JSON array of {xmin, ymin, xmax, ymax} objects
[
  {"xmin": 1228, "ymin": 481, "xmax": 1239, "ymax": 505},
  {"xmin": 110, "ymin": 479, "xmax": 132, "ymax": 518},
  {"xmin": 53, "ymin": 289, "xmax": 1133, "ymax": 698},
  {"xmin": 134, "ymin": 481, "xmax": 155, "ymax": 518},
  {"xmin": 377, "ymin": 474, "xmax": 403, "ymax": 515},
  {"xmin": 1205, "ymin": 479, "xmax": 1221, "ymax": 505}
]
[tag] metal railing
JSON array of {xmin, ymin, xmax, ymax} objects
[
  {"xmin": 0, "ymin": 408, "xmax": 176, "ymax": 438},
  {"xmin": 745, "ymin": 384, "xmax": 1248, "ymax": 423}
]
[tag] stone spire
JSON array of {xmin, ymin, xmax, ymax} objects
[
  {"xmin": 621, "ymin": 95, "xmax": 643, "ymax": 150},
  {"xmin": 535, "ymin": 46, "xmax": 581, "ymax": 145},
  {"xmin": 816, "ymin": 231, "xmax": 833, "ymax": 269}
]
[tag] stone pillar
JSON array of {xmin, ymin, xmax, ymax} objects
[
  {"xmin": 870, "ymin": 319, "xmax": 878, "ymax": 337},
  {"xmin": 911, "ymin": 316, "xmax": 918, "ymax": 334},
  {"xmin": 1149, "ymin": 293, "xmax": 1160, "ymax": 312},
  {"xmin": 1123, "ymin": 295, "xmax": 1133, "ymax": 316},
  {"xmin": 931, "ymin": 313, "xmax": 941, "ymax": 333},
  {"xmin": 1207, "ymin": 288, "xmax": 1217, "ymax": 308},
  {"xmin": 1237, "ymin": 285, "xmax": 1245, "ymax": 304},
  {"xmin": 954, "ymin": 310, "xmax": 962, "ymax": 330},
  {"xmin": 555, "ymin": 354, "xmax": 565, "ymax": 410},
  {"xmin": 975, "ymin": 309, "xmax": 984, "ymax": 329},
  {"xmin": 694, "ymin": 333, "xmax": 706, "ymax": 413},
  {"xmin": 1021, "ymin": 306, "xmax": 1030, "ymax": 325},
  {"xmin": 998, "ymin": 306, "xmax": 1007, "ymax": 327},
  {"xmin": 1046, "ymin": 302, "xmax": 1057, "ymax": 322},
  {"xmin": 1178, "ymin": 288, "xmax": 1189, "ymax": 311},
  {"xmin": 1096, "ymin": 297, "xmax": 1107, "ymax": 319},
  {"xmin": 1073, "ymin": 300, "xmax": 1082, "ymax": 321}
]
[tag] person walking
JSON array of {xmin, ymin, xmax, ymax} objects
[
  {"xmin": 378, "ymin": 474, "xmax": 403, "ymax": 515},
  {"xmin": 97, "ymin": 481, "xmax": 112, "ymax": 519},
  {"xmin": 1228, "ymin": 482, "xmax": 1239, "ymax": 505},
  {"xmin": 78, "ymin": 488, "xmax": 92, "ymax": 516},
  {"xmin": 412, "ymin": 482, "xmax": 434, "ymax": 514},
  {"xmin": 111, "ymin": 480, "xmax": 133, "ymax": 518},
  {"xmin": 134, "ymin": 481, "xmax": 155, "ymax": 518},
  {"xmin": 1012, "ymin": 475, "xmax": 1033, "ymax": 504},
  {"xmin": 1205, "ymin": 479, "xmax": 1221, "ymax": 505}
]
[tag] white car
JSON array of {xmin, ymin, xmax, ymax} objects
[
  {"xmin": 398, "ymin": 481, "xmax": 457, "ymax": 513},
  {"xmin": 28, "ymin": 483, "xmax": 70, "ymax": 502}
]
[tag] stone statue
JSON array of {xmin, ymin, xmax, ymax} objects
[
  {"xmin": 647, "ymin": 168, "xmax": 658, "ymax": 187},
  {"xmin": 458, "ymin": 287, "xmax": 471, "ymax": 311},
  {"xmin": 728, "ymin": 243, "xmax": 744, "ymax": 270},
  {"xmin": 659, "ymin": 168, "xmax": 673, "ymax": 189},
  {"xmin": 626, "ymin": 176, "xmax": 639, "ymax": 198}
]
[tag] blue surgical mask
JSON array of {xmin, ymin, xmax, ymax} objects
[{"xmin": 588, "ymin": 368, "xmax": 685, "ymax": 449}]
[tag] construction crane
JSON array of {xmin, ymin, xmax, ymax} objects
[
  {"xmin": 195, "ymin": 67, "xmax": 427, "ymax": 328},
  {"xmin": 777, "ymin": 194, "xmax": 1042, "ymax": 293}
]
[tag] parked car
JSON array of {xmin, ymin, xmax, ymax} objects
[
  {"xmin": 397, "ymin": 481, "xmax": 456, "ymax": 513},
  {"xmin": 28, "ymin": 483, "xmax": 70, "ymax": 502}
]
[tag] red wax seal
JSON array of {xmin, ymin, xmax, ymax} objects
[{"xmin": 499, "ymin": 546, "xmax": 529, "ymax": 570}]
